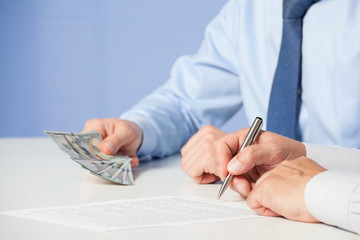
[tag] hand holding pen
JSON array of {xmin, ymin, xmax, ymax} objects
[
  {"xmin": 215, "ymin": 118, "xmax": 307, "ymax": 199},
  {"xmin": 181, "ymin": 116, "xmax": 306, "ymax": 199},
  {"xmin": 217, "ymin": 117, "xmax": 263, "ymax": 199}
]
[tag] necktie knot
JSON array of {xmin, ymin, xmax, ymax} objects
[{"xmin": 283, "ymin": 0, "xmax": 317, "ymax": 19}]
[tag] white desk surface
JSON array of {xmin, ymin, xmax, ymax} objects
[{"xmin": 0, "ymin": 137, "xmax": 359, "ymax": 240}]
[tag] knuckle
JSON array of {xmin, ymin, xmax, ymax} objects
[
  {"xmin": 181, "ymin": 142, "xmax": 191, "ymax": 156},
  {"xmin": 246, "ymin": 194, "xmax": 256, "ymax": 208},
  {"xmin": 182, "ymin": 167, "xmax": 200, "ymax": 183},
  {"xmin": 84, "ymin": 118, "xmax": 101, "ymax": 129},
  {"xmin": 193, "ymin": 177, "xmax": 202, "ymax": 184},
  {"xmin": 271, "ymin": 144, "xmax": 284, "ymax": 161},
  {"xmin": 298, "ymin": 156, "xmax": 308, "ymax": 161},
  {"xmin": 180, "ymin": 146, "xmax": 186, "ymax": 155},
  {"xmin": 202, "ymin": 138, "xmax": 213, "ymax": 148},
  {"xmin": 202, "ymin": 133, "xmax": 217, "ymax": 146},
  {"xmin": 117, "ymin": 122, "xmax": 133, "ymax": 139},
  {"xmin": 180, "ymin": 161, "xmax": 186, "ymax": 171},
  {"xmin": 242, "ymin": 146, "xmax": 256, "ymax": 161},
  {"xmin": 218, "ymin": 165, "xmax": 228, "ymax": 179},
  {"xmin": 92, "ymin": 118, "xmax": 102, "ymax": 123},
  {"xmin": 84, "ymin": 119, "xmax": 93, "ymax": 127},
  {"xmin": 180, "ymin": 143, "xmax": 191, "ymax": 156},
  {"xmin": 201, "ymin": 125, "xmax": 215, "ymax": 133},
  {"xmin": 270, "ymin": 144, "xmax": 286, "ymax": 161},
  {"xmin": 118, "ymin": 121, "xmax": 130, "ymax": 132},
  {"xmin": 203, "ymin": 150, "xmax": 215, "ymax": 161},
  {"xmin": 207, "ymin": 132, "xmax": 217, "ymax": 141},
  {"xmin": 180, "ymin": 157, "xmax": 189, "ymax": 171}
]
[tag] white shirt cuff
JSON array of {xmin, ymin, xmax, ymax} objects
[
  {"xmin": 304, "ymin": 142, "xmax": 360, "ymax": 171},
  {"xmin": 305, "ymin": 170, "xmax": 360, "ymax": 232}
]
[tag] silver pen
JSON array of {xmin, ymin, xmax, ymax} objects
[{"xmin": 217, "ymin": 117, "xmax": 263, "ymax": 199}]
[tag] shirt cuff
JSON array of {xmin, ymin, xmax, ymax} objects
[
  {"xmin": 120, "ymin": 112, "xmax": 155, "ymax": 161},
  {"xmin": 305, "ymin": 170, "xmax": 359, "ymax": 232},
  {"xmin": 304, "ymin": 142, "xmax": 360, "ymax": 171}
]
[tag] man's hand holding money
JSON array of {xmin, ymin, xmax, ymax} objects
[{"xmin": 82, "ymin": 118, "xmax": 142, "ymax": 168}]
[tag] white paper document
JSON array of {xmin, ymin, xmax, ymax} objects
[{"xmin": 1, "ymin": 196, "xmax": 258, "ymax": 232}]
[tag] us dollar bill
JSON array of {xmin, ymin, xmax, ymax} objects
[{"xmin": 45, "ymin": 130, "xmax": 134, "ymax": 185}]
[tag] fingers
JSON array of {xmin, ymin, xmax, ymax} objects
[
  {"xmin": 83, "ymin": 118, "xmax": 121, "ymax": 155},
  {"xmin": 181, "ymin": 147, "xmax": 216, "ymax": 184},
  {"xmin": 100, "ymin": 134, "xmax": 122, "ymax": 155},
  {"xmin": 226, "ymin": 131, "xmax": 306, "ymax": 176},
  {"xmin": 227, "ymin": 144, "xmax": 273, "ymax": 175},
  {"xmin": 215, "ymin": 129, "xmax": 308, "ymax": 201},
  {"xmin": 83, "ymin": 118, "xmax": 107, "ymax": 138},
  {"xmin": 229, "ymin": 175, "xmax": 252, "ymax": 198},
  {"xmin": 201, "ymin": 173, "xmax": 221, "ymax": 184},
  {"xmin": 228, "ymin": 166, "xmax": 261, "ymax": 198},
  {"xmin": 246, "ymin": 172, "xmax": 281, "ymax": 217},
  {"xmin": 181, "ymin": 125, "xmax": 228, "ymax": 183},
  {"xmin": 82, "ymin": 118, "xmax": 143, "ymax": 168},
  {"xmin": 246, "ymin": 158, "xmax": 323, "ymax": 222},
  {"xmin": 181, "ymin": 125, "xmax": 221, "ymax": 157},
  {"xmin": 214, "ymin": 129, "xmax": 262, "ymax": 176},
  {"xmin": 130, "ymin": 156, "xmax": 139, "ymax": 168}
]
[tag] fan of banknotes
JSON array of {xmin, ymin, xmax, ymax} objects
[{"xmin": 45, "ymin": 130, "xmax": 134, "ymax": 185}]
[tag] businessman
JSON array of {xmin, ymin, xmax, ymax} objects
[
  {"xmin": 83, "ymin": 0, "xmax": 360, "ymax": 233},
  {"xmin": 84, "ymin": 0, "xmax": 360, "ymax": 171}
]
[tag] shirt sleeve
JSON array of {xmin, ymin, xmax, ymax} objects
[
  {"xmin": 120, "ymin": 0, "xmax": 243, "ymax": 159},
  {"xmin": 305, "ymin": 170, "xmax": 360, "ymax": 235},
  {"xmin": 304, "ymin": 143, "xmax": 360, "ymax": 172}
]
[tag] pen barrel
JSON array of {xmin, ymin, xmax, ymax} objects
[
  {"xmin": 239, "ymin": 117, "xmax": 263, "ymax": 152},
  {"xmin": 217, "ymin": 174, "xmax": 234, "ymax": 199}
]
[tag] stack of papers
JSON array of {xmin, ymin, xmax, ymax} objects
[{"xmin": 2, "ymin": 196, "xmax": 258, "ymax": 231}]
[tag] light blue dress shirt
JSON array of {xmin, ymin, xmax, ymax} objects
[
  {"xmin": 122, "ymin": 0, "xmax": 360, "ymax": 158},
  {"xmin": 120, "ymin": 0, "xmax": 360, "ymax": 233}
]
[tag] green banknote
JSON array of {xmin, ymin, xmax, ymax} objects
[{"xmin": 45, "ymin": 130, "xmax": 134, "ymax": 185}]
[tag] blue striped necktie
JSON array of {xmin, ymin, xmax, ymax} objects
[{"xmin": 267, "ymin": 0, "xmax": 318, "ymax": 140}]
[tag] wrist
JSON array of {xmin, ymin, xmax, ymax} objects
[{"xmin": 287, "ymin": 138, "xmax": 306, "ymax": 159}]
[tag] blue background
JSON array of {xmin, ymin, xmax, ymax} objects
[{"xmin": 0, "ymin": 0, "xmax": 246, "ymax": 137}]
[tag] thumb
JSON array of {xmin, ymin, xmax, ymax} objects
[
  {"xmin": 227, "ymin": 144, "xmax": 265, "ymax": 175},
  {"xmin": 99, "ymin": 135, "xmax": 123, "ymax": 155}
]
